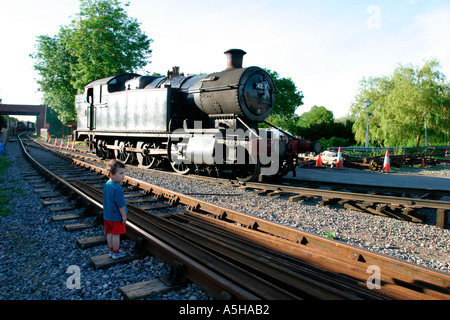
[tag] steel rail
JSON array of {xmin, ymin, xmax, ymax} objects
[
  {"xmin": 39, "ymin": 139, "xmax": 450, "ymax": 210},
  {"xmin": 18, "ymin": 135, "xmax": 103, "ymax": 209},
  {"xmin": 182, "ymin": 210, "xmax": 449, "ymax": 300},
  {"xmin": 23, "ymin": 137, "xmax": 450, "ymax": 299},
  {"xmin": 74, "ymin": 180, "xmax": 383, "ymax": 300},
  {"xmin": 193, "ymin": 175, "xmax": 449, "ymax": 228},
  {"xmin": 281, "ymin": 177, "xmax": 450, "ymax": 198},
  {"xmin": 217, "ymin": 179, "xmax": 450, "ymax": 211},
  {"xmin": 69, "ymin": 157, "xmax": 450, "ymax": 300},
  {"xmin": 20, "ymin": 135, "xmax": 261, "ymax": 300}
]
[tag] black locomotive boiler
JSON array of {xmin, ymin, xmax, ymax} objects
[{"xmin": 74, "ymin": 49, "xmax": 319, "ymax": 181}]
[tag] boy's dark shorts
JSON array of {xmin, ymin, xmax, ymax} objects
[{"xmin": 104, "ymin": 219, "xmax": 126, "ymax": 235}]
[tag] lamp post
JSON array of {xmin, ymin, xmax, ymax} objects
[
  {"xmin": 365, "ymin": 100, "xmax": 371, "ymax": 148},
  {"xmin": 423, "ymin": 110, "xmax": 428, "ymax": 147}
]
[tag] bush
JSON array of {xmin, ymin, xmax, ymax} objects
[{"xmin": 319, "ymin": 137, "xmax": 351, "ymax": 150}]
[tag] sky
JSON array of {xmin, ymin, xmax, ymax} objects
[{"xmin": 1, "ymin": 0, "xmax": 450, "ymax": 122}]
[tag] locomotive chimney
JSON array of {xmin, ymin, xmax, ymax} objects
[{"xmin": 224, "ymin": 49, "xmax": 246, "ymax": 69}]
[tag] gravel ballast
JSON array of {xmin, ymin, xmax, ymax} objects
[{"xmin": 1, "ymin": 139, "xmax": 449, "ymax": 300}]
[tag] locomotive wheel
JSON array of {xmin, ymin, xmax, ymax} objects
[
  {"xmin": 95, "ymin": 140, "xmax": 110, "ymax": 160},
  {"xmin": 369, "ymin": 159, "xmax": 379, "ymax": 171},
  {"xmin": 136, "ymin": 141, "xmax": 158, "ymax": 169},
  {"xmin": 168, "ymin": 139, "xmax": 191, "ymax": 175},
  {"xmin": 114, "ymin": 140, "xmax": 134, "ymax": 164},
  {"xmin": 233, "ymin": 162, "xmax": 261, "ymax": 182},
  {"xmin": 233, "ymin": 149, "xmax": 261, "ymax": 182},
  {"xmin": 170, "ymin": 161, "xmax": 192, "ymax": 175}
]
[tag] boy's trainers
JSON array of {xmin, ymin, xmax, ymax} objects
[{"xmin": 112, "ymin": 250, "xmax": 127, "ymax": 259}]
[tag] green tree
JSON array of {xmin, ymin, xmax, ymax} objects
[
  {"xmin": 293, "ymin": 106, "xmax": 355, "ymax": 147},
  {"xmin": 262, "ymin": 69, "xmax": 304, "ymax": 135},
  {"xmin": 351, "ymin": 59, "xmax": 450, "ymax": 147},
  {"xmin": 264, "ymin": 69, "xmax": 304, "ymax": 118},
  {"xmin": 31, "ymin": 29, "xmax": 78, "ymax": 122},
  {"xmin": 297, "ymin": 105, "xmax": 334, "ymax": 128},
  {"xmin": 31, "ymin": 0, "xmax": 152, "ymax": 123},
  {"xmin": 66, "ymin": 0, "xmax": 152, "ymax": 92}
]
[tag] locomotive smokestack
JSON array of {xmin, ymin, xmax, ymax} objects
[{"xmin": 224, "ymin": 49, "xmax": 246, "ymax": 69}]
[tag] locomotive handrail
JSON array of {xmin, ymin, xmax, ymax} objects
[
  {"xmin": 237, "ymin": 117, "xmax": 261, "ymax": 139},
  {"xmin": 184, "ymin": 83, "xmax": 240, "ymax": 93},
  {"xmin": 263, "ymin": 120, "xmax": 296, "ymax": 139}
]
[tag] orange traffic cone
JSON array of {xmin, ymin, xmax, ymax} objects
[
  {"xmin": 382, "ymin": 150, "xmax": 391, "ymax": 172},
  {"xmin": 335, "ymin": 147, "xmax": 344, "ymax": 169},
  {"xmin": 60, "ymin": 139, "xmax": 64, "ymax": 148},
  {"xmin": 315, "ymin": 153, "xmax": 323, "ymax": 167},
  {"xmin": 54, "ymin": 138, "xmax": 58, "ymax": 146}
]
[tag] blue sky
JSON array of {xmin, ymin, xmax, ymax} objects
[{"xmin": 1, "ymin": 0, "xmax": 449, "ymax": 121}]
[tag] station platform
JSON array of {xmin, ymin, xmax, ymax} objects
[{"xmin": 285, "ymin": 166, "xmax": 450, "ymax": 192}]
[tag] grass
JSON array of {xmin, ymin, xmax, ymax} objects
[
  {"xmin": 322, "ymin": 232, "xmax": 337, "ymax": 240},
  {"xmin": 0, "ymin": 153, "xmax": 23, "ymax": 217},
  {"xmin": 0, "ymin": 153, "xmax": 11, "ymax": 177}
]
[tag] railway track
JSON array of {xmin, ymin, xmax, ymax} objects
[
  {"xmin": 40, "ymin": 138, "xmax": 450, "ymax": 229},
  {"xmin": 216, "ymin": 176, "xmax": 450, "ymax": 228},
  {"xmin": 18, "ymin": 135, "xmax": 450, "ymax": 300}
]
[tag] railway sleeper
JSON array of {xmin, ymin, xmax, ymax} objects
[
  {"xmin": 437, "ymin": 209, "xmax": 449, "ymax": 229},
  {"xmin": 119, "ymin": 277, "xmax": 185, "ymax": 300},
  {"xmin": 338, "ymin": 200, "xmax": 427, "ymax": 223},
  {"xmin": 90, "ymin": 252, "xmax": 143, "ymax": 271},
  {"xmin": 319, "ymin": 197, "xmax": 340, "ymax": 206},
  {"xmin": 289, "ymin": 194, "xmax": 315, "ymax": 203}
]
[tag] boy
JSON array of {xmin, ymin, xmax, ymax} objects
[{"xmin": 103, "ymin": 160, "xmax": 128, "ymax": 259}]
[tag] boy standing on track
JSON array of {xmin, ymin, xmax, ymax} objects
[{"xmin": 103, "ymin": 160, "xmax": 128, "ymax": 259}]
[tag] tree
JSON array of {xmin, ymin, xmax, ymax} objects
[
  {"xmin": 293, "ymin": 106, "xmax": 355, "ymax": 147},
  {"xmin": 31, "ymin": 0, "xmax": 152, "ymax": 123},
  {"xmin": 297, "ymin": 105, "xmax": 334, "ymax": 128},
  {"xmin": 262, "ymin": 69, "xmax": 304, "ymax": 134},
  {"xmin": 264, "ymin": 69, "xmax": 304, "ymax": 118},
  {"xmin": 66, "ymin": 0, "xmax": 152, "ymax": 92},
  {"xmin": 350, "ymin": 59, "xmax": 450, "ymax": 147},
  {"xmin": 32, "ymin": 28, "xmax": 79, "ymax": 122}
]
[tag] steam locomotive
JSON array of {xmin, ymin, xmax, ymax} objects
[
  {"xmin": 16, "ymin": 121, "xmax": 35, "ymax": 132},
  {"xmin": 74, "ymin": 49, "xmax": 320, "ymax": 181}
]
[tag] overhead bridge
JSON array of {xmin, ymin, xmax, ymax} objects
[{"xmin": 0, "ymin": 104, "xmax": 47, "ymax": 132}]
